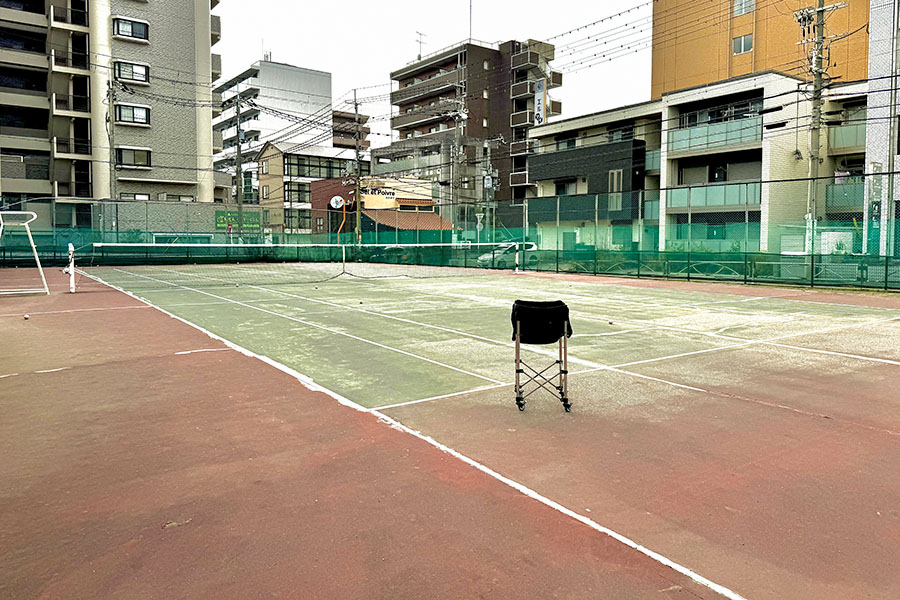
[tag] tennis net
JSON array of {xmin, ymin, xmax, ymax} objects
[{"xmin": 76, "ymin": 242, "xmax": 523, "ymax": 291}]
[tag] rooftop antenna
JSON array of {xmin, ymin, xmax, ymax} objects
[{"xmin": 416, "ymin": 31, "xmax": 426, "ymax": 60}]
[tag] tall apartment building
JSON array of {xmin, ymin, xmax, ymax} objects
[
  {"xmin": 373, "ymin": 38, "xmax": 562, "ymax": 233},
  {"xmin": 0, "ymin": 0, "xmax": 221, "ymax": 228},
  {"xmin": 650, "ymin": 0, "xmax": 869, "ymax": 98}
]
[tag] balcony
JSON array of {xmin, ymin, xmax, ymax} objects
[
  {"xmin": 667, "ymin": 116, "xmax": 762, "ymax": 155},
  {"xmin": 828, "ymin": 123, "xmax": 866, "ymax": 154},
  {"xmin": 825, "ymin": 180, "xmax": 864, "ymax": 212},
  {"xmin": 510, "ymin": 80, "xmax": 534, "ymax": 99},
  {"xmin": 53, "ymin": 137, "xmax": 92, "ymax": 159},
  {"xmin": 372, "ymin": 153, "xmax": 443, "ymax": 175},
  {"xmin": 50, "ymin": 49, "xmax": 90, "ymax": 74},
  {"xmin": 390, "ymin": 69, "xmax": 461, "ymax": 105},
  {"xmin": 547, "ymin": 99, "xmax": 562, "ymax": 116},
  {"xmin": 391, "ymin": 104, "xmax": 453, "ymax": 129},
  {"xmin": 213, "ymin": 129, "xmax": 223, "ymax": 153},
  {"xmin": 510, "ymin": 140, "xmax": 534, "ymax": 156},
  {"xmin": 56, "ymin": 180, "xmax": 93, "ymax": 198},
  {"xmin": 511, "ymin": 51, "xmax": 540, "ymax": 70},
  {"xmin": 0, "ymin": 3, "xmax": 45, "ymax": 27},
  {"xmin": 49, "ymin": 5, "xmax": 89, "ymax": 30},
  {"xmin": 666, "ymin": 182, "xmax": 762, "ymax": 209},
  {"xmin": 211, "ymin": 53, "xmax": 222, "ymax": 82},
  {"xmin": 645, "ymin": 149, "xmax": 661, "ymax": 171},
  {"xmin": 510, "ymin": 171, "xmax": 531, "ymax": 186},
  {"xmin": 210, "ymin": 15, "xmax": 221, "ymax": 46},
  {"xmin": 211, "ymin": 91, "xmax": 222, "ymax": 117},
  {"xmin": 510, "ymin": 110, "xmax": 535, "ymax": 128},
  {"xmin": 211, "ymin": 0, "xmax": 220, "ymax": 8},
  {"xmin": 549, "ymin": 71, "xmax": 562, "ymax": 89},
  {"xmin": 52, "ymin": 93, "xmax": 90, "ymax": 115}
]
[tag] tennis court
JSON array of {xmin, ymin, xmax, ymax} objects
[{"xmin": 4, "ymin": 246, "xmax": 900, "ymax": 599}]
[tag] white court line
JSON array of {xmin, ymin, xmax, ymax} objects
[
  {"xmin": 376, "ymin": 383, "xmax": 511, "ymax": 411},
  {"xmin": 573, "ymin": 328, "xmax": 654, "ymax": 338},
  {"xmin": 0, "ymin": 373, "xmax": 19, "ymax": 380},
  {"xmin": 0, "ymin": 305, "xmax": 150, "ymax": 318},
  {"xmin": 80, "ymin": 268, "xmax": 747, "ymax": 600},
  {"xmin": 113, "ymin": 269, "xmax": 504, "ymax": 385},
  {"xmin": 174, "ymin": 348, "xmax": 232, "ymax": 356},
  {"xmin": 34, "ymin": 367, "xmax": 71, "ymax": 374}
]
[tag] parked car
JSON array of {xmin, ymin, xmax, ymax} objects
[{"xmin": 476, "ymin": 242, "xmax": 537, "ymax": 269}]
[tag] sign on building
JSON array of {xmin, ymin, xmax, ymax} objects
[
  {"xmin": 534, "ymin": 79, "xmax": 547, "ymax": 126},
  {"xmin": 215, "ymin": 210, "xmax": 261, "ymax": 231}
]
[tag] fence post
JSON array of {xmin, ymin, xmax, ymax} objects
[
  {"xmin": 885, "ymin": 254, "xmax": 890, "ymax": 291},
  {"xmin": 744, "ymin": 251, "xmax": 748, "ymax": 284},
  {"xmin": 810, "ymin": 251, "xmax": 815, "ymax": 288},
  {"xmin": 687, "ymin": 251, "xmax": 691, "ymax": 281}
]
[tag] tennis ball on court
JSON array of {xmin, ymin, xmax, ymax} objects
[
  {"xmin": 608, "ymin": 321, "xmax": 613, "ymax": 325},
  {"xmin": 24, "ymin": 314, "xmax": 30, "ymax": 320}
]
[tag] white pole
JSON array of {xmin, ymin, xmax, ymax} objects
[
  {"xmin": 68, "ymin": 243, "xmax": 76, "ymax": 293},
  {"xmin": 24, "ymin": 223, "xmax": 50, "ymax": 295},
  {"xmin": 515, "ymin": 242, "xmax": 520, "ymax": 273}
]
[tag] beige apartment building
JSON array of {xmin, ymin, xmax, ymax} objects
[{"xmin": 0, "ymin": 0, "xmax": 222, "ymax": 228}]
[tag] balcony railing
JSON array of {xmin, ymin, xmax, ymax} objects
[
  {"xmin": 54, "ymin": 137, "xmax": 92, "ymax": 156},
  {"xmin": 510, "ymin": 140, "xmax": 534, "ymax": 156},
  {"xmin": 390, "ymin": 69, "xmax": 462, "ymax": 105},
  {"xmin": 50, "ymin": 5, "xmax": 89, "ymax": 27},
  {"xmin": 666, "ymin": 182, "xmax": 762, "ymax": 209},
  {"xmin": 511, "ymin": 51, "xmax": 540, "ymax": 70},
  {"xmin": 549, "ymin": 71, "xmax": 562, "ymax": 88},
  {"xmin": 510, "ymin": 80, "xmax": 534, "ymax": 99},
  {"xmin": 645, "ymin": 149, "xmax": 661, "ymax": 171},
  {"xmin": 510, "ymin": 110, "xmax": 535, "ymax": 128},
  {"xmin": 510, "ymin": 171, "xmax": 530, "ymax": 186},
  {"xmin": 667, "ymin": 116, "xmax": 762, "ymax": 154},
  {"xmin": 825, "ymin": 180, "xmax": 864, "ymax": 212},
  {"xmin": 0, "ymin": 156, "xmax": 49, "ymax": 180},
  {"xmin": 547, "ymin": 100, "xmax": 562, "ymax": 116},
  {"xmin": 828, "ymin": 123, "xmax": 866, "ymax": 153},
  {"xmin": 210, "ymin": 14, "xmax": 221, "ymax": 45},
  {"xmin": 51, "ymin": 49, "xmax": 89, "ymax": 70},
  {"xmin": 53, "ymin": 93, "xmax": 90, "ymax": 113}
]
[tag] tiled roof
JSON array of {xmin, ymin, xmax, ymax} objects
[{"xmin": 362, "ymin": 209, "xmax": 453, "ymax": 231}]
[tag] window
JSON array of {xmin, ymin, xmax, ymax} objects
[
  {"xmin": 608, "ymin": 169, "xmax": 623, "ymax": 211},
  {"xmin": 734, "ymin": 0, "xmax": 754, "ymax": 16},
  {"xmin": 115, "ymin": 148, "xmax": 151, "ymax": 167},
  {"xmin": 114, "ymin": 18, "xmax": 149, "ymax": 40},
  {"xmin": 262, "ymin": 185, "xmax": 269, "ymax": 200},
  {"xmin": 260, "ymin": 160, "xmax": 268, "ymax": 175},
  {"xmin": 115, "ymin": 61, "xmax": 148, "ymax": 83},
  {"xmin": 483, "ymin": 59, "xmax": 490, "ymax": 70},
  {"xmin": 115, "ymin": 104, "xmax": 150, "ymax": 124},
  {"xmin": 482, "ymin": 118, "xmax": 488, "ymax": 128},
  {"xmin": 555, "ymin": 180, "xmax": 576, "ymax": 196},
  {"xmin": 316, "ymin": 217, "xmax": 324, "ymax": 226},
  {"xmin": 556, "ymin": 136, "xmax": 576, "ymax": 151},
  {"xmin": 284, "ymin": 155, "xmax": 348, "ymax": 179},
  {"xmin": 733, "ymin": 33, "xmax": 753, "ymax": 55},
  {"xmin": 482, "ymin": 89, "xmax": 489, "ymax": 99},
  {"xmin": 285, "ymin": 182, "xmax": 310, "ymax": 203},
  {"xmin": 119, "ymin": 193, "xmax": 150, "ymax": 201}
]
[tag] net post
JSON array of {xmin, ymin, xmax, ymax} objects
[
  {"xmin": 68, "ymin": 243, "xmax": 76, "ymax": 293},
  {"xmin": 515, "ymin": 242, "xmax": 520, "ymax": 273},
  {"xmin": 342, "ymin": 244, "xmax": 347, "ymax": 274}
]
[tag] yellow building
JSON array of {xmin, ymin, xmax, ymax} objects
[{"xmin": 651, "ymin": 0, "xmax": 869, "ymax": 99}]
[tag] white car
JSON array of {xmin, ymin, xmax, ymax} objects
[{"xmin": 476, "ymin": 242, "xmax": 537, "ymax": 269}]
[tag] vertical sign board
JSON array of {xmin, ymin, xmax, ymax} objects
[{"xmin": 534, "ymin": 78, "xmax": 547, "ymax": 126}]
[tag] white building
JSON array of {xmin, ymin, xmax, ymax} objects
[{"xmin": 213, "ymin": 59, "xmax": 333, "ymax": 203}]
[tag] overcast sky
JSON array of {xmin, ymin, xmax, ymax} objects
[{"xmin": 213, "ymin": 1, "xmax": 652, "ymax": 145}]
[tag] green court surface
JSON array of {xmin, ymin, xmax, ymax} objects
[{"xmin": 83, "ymin": 264, "xmax": 900, "ymax": 410}]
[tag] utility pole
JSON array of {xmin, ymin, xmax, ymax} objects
[
  {"xmin": 353, "ymin": 88, "xmax": 362, "ymax": 244},
  {"xmin": 107, "ymin": 79, "xmax": 116, "ymax": 203},
  {"xmin": 234, "ymin": 93, "xmax": 244, "ymax": 237},
  {"xmin": 795, "ymin": 0, "xmax": 846, "ymax": 254}
]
